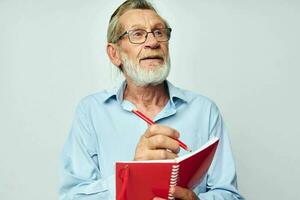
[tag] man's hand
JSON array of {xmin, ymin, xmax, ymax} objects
[
  {"xmin": 134, "ymin": 124, "xmax": 180, "ymax": 160},
  {"xmin": 153, "ymin": 186, "xmax": 200, "ymax": 200}
]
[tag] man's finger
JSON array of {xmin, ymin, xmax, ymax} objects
[
  {"xmin": 147, "ymin": 149, "xmax": 178, "ymax": 160},
  {"xmin": 147, "ymin": 135, "xmax": 180, "ymax": 153},
  {"xmin": 145, "ymin": 124, "xmax": 180, "ymax": 139},
  {"xmin": 170, "ymin": 186, "xmax": 199, "ymax": 200}
]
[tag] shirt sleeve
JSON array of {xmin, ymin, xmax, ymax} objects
[
  {"xmin": 198, "ymin": 103, "xmax": 244, "ymax": 200},
  {"xmin": 59, "ymin": 101, "xmax": 115, "ymax": 200}
]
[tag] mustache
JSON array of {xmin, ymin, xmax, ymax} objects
[{"xmin": 139, "ymin": 52, "xmax": 165, "ymax": 60}]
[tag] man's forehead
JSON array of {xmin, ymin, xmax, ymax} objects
[{"xmin": 119, "ymin": 9, "xmax": 166, "ymax": 30}]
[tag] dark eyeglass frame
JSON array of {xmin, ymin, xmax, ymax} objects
[{"xmin": 114, "ymin": 27, "xmax": 172, "ymax": 44}]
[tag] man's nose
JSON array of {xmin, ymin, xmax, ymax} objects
[{"xmin": 144, "ymin": 32, "xmax": 160, "ymax": 49}]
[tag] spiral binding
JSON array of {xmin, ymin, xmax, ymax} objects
[{"xmin": 168, "ymin": 164, "xmax": 180, "ymax": 200}]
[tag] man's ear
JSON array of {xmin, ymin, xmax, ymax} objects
[{"xmin": 107, "ymin": 43, "xmax": 122, "ymax": 68}]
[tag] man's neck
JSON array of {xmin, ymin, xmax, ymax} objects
[{"xmin": 123, "ymin": 80, "xmax": 169, "ymax": 119}]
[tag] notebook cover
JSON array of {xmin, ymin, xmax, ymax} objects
[
  {"xmin": 177, "ymin": 139, "xmax": 219, "ymax": 189},
  {"xmin": 116, "ymin": 162, "xmax": 174, "ymax": 200},
  {"xmin": 116, "ymin": 137, "xmax": 219, "ymax": 200}
]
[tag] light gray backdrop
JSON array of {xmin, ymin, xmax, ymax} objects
[{"xmin": 0, "ymin": 0, "xmax": 299, "ymax": 199}]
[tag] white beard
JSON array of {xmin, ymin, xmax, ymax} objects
[{"xmin": 120, "ymin": 52, "xmax": 171, "ymax": 87}]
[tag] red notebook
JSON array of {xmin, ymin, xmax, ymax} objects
[{"xmin": 116, "ymin": 137, "xmax": 219, "ymax": 200}]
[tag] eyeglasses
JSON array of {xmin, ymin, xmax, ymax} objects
[{"xmin": 115, "ymin": 28, "xmax": 172, "ymax": 44}]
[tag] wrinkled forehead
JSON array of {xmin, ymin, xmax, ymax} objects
[{"xmin": 118, "ymin": 9, "xmax": 166, "ymax": 31}]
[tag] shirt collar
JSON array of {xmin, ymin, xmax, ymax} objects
[
  {"xmin": 165, "ymin": 80, "xmax": 188, "ymax": 107},
  {"xmin": 102, "ymin": 80, "xmax": 189, "ymax": 106}
]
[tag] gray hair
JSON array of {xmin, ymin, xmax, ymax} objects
[{"xmin": 107, "ymin": 0, "xmax": 170, "ymax": 43}]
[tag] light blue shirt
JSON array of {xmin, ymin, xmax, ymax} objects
[{"xmin": 59, "ymin": 81, "xmax": 244, "ymax": 200}]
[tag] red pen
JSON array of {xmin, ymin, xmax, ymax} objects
[{"xmin": 132, "ymin": 109, "xmax": 192, "ymax": 152}]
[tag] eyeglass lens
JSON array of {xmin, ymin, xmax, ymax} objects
[{"xmin": 128, "ymin": 28, "xmax": 170, "ymax": 44}]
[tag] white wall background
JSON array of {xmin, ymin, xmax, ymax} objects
[{"xmin": 1, "ymin": 0, "xmax": 299, "ymax": 199}]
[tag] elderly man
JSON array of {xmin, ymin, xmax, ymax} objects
[{"xmin": 59, "ymin": 0, "xmax": 244, "ymax": 199}]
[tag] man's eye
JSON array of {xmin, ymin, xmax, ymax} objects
[
  {"xmin": 132, "ymin": 30, "xmax": 144, "ymax": 37},
  {"xmin": 154, "ymin": 30, "xmax": 163, "ymax": 36}
]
